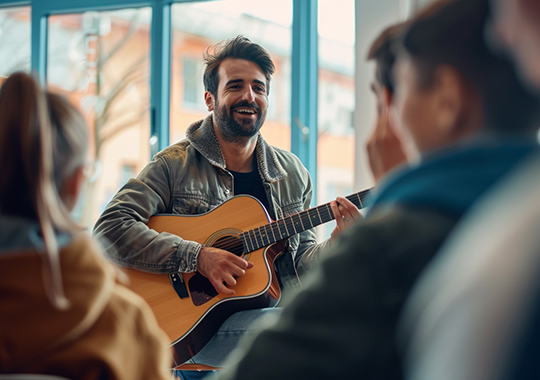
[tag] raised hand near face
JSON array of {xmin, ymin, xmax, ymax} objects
[{"xmin": 366, "ymin": 102, "xmax": 408, "ymax": 183}]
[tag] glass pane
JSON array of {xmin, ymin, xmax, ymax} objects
[
  {"xmin": 0, "ymin": 6, "xmax": 31, "ymax": 77},
  {"xmin": 171, "ymin": 0, "xmax": 292, "ymax": 150},
  {"xmin": 317, "ymin": 0, "xmax": 356, "ymax": 239},
  {"xmin": 48, "ymin": 8, "xmax": 152, "ymax": 229}
]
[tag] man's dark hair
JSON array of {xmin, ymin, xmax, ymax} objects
[
  {"xmin": 399, "ymin": 0, "xmax": 540, "ymax": 133},
  {"xmin": 203, "ymin": 35, "xmax": 275, "ymax": 96},
  {"xmin": 367, "ymin": 23, "xmax": 406, "ymax": 95}
]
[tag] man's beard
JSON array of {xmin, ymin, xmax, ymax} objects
[{"xmin": 213, "ymin": 99, "xmax": 266, "ymax": 144}]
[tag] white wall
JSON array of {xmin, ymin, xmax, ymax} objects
[
  {"xmin": 352, "ymin": 0, "xmax": 440, "ymax": 192},
  {"xmin": 353, "ymin": 0, "xmax": 405, "ymax": 191}
]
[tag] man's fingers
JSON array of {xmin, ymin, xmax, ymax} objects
[
  {"xmin": 211, "ymin": 278, "xmax": 236, "ymax": 295},
  {"xmin": 229, "ymin": 265, "xmax": 246, "ymax": 279},
  {"xmin": 336, "ymin": 196, "xmax": 361, "ymax": 221},
  {"xmin": 222, "ymin": 273, "xmax": 238, "ymax": 287},
  {"xmin": 330, "ymin": 201, "xmax": 344, "ymax": 229},
  {"xmin": 338, "ymin": 204, "xmax": 353, "ymax": 221},
  {"xmin": 198, "ymin": 247, "xmax": 256, "ymax": 295},
  {"xmin": 226, "ymin": 253, "xmax": 253, "ymax": 270}
]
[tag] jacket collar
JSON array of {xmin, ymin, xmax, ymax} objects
[
  {"xmin": 186, "ymin": 114, "xmax": 288, "ymax": 182},
  {"xmin": 368, "ymin": 139, "xmax": 540, "ymax": 219}
]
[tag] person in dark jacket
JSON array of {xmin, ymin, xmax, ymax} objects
[{"xmin": 216, "ymin": 0, "xmax": 540, "ymax": 379}]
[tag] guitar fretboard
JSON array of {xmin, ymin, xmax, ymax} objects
[{"xmin": 240, "ymin": 188, "xmax": 372, "ymax": 253}]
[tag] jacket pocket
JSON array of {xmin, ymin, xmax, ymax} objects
[{"xmin": 172, "ymin": 193, "xmax": 221, "ymax": 215}]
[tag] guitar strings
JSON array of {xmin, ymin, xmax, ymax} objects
[
  {"xmin": 209, "ymin": 205, "xmax": 335, "ymax": 253},
  {"xmin": 208, "ymin": 189, "xmax": 372, "ymax": 254}
]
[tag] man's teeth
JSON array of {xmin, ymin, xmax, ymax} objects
[{"xmin": 235, "ymin": 108, "xmax": 256, "ymax": 114}]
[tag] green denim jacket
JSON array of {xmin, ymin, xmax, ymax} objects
[{"xmin": 93, "ymin": 114, "xmax": 329, "ymax": 291}]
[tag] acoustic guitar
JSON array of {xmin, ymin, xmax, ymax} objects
[{"xmin": 121, "ymin": 189, "xmax": 372, "ymax": 366}]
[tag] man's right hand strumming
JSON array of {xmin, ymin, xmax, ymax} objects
[{"xmin": 197, "ymin": 246, "xmax": 254, "ymax": 295}]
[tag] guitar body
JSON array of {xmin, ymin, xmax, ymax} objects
[
  {"xmin": 121, "ymin": 196, "xmax": 285, "ymax": 365},
  {"xmin": 119, "ymin": 188, "xmax": 373, "ymax": 366}
]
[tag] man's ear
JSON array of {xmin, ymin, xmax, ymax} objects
[
  {"xmin": 204, "ymin": 91, "xmax": 215, "ymax": 112},
  {"xmin": 432, "ymin": 66, "xmax": 463, "ymax": 135},
  {"xmin": 432, "ymin": 65, "xmax": 482, "ymax": 138}
]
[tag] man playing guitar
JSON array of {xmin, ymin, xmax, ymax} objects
[{"xmin": 93, "ymin": 35, "xmax": 360, "ymax": 375}]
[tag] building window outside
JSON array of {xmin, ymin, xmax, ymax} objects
[
  {"xmin": 170, "ymin": 0, "xmax": 292, "ymax": 148},
  {"xmin": 0, "ymin": 6, "xmax": 31, "ymax": 77},
  {"xmin": 182, "ymin": 55, "xmax": 205, "ymax": 109},
  {"xmin": 119, "ymin": 163, "xmax": 136, "ymax": 187},
  {"xmin": 48, "ymin": 7, "xmax": 152, "ymax": 229},
  {"xmin": 317, "ymin": 0, "xmax": 355, "ymax": 239}
]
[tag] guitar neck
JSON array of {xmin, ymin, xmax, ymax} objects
[{"xmin": 240, "ymin": 188, "xmax": 372, "ymax": 253}]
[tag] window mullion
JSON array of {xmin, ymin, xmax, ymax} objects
[
  {"xmin": 150, "ymin": 0, "xmax": 171, "ymax": 156},
  {"xmin": 291, "ymin": 0, "xmax": 318, "ymax": 203}
]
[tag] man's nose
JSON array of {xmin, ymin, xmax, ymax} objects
[{"xmin": 241, "ymin": 86, "xmax": 256, "ymax": 103}]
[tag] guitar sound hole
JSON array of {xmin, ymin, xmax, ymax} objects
[{"xmin": 213, "ymin": 235, "xmax": 243, "ymax": 256}]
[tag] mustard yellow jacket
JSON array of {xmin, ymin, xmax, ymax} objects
[{"xmin": 0, "ymin": 221, "xmax": 172, "ymax": 379}]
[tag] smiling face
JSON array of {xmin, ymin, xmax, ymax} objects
[{"xmin": 205, "ymin": 58, "xmax": 268, "ymax": 143}]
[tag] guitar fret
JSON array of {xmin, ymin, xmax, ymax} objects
[
  {"xmin": 303, "ymin": 211, "xmax": 314, "ymax": 229},
  {"xmin": 321, "ymin": 204, "xmax": 333, "ymax": 223},
  {"xmin": 248, "ymin": 231, "xmax": 256, "ymax": 252},
  {"xmin": 299, "ymin": 213, "xmax": 306, "ymax": 230},
  {"xmin": 271, "ymin": 222, "xmax": 283, "ymax": 240},
  {"xmin": 244, "ymin": 232, "xmax": 253, "ymax": 252},
  {"xmin": 261, "ymin": 225, "xmax": 273, "ymax": 246},
  {"xmin": 266, "ymin": 223, "xmax": 277, "ymax": 244},
  {"xmin": 248, "ymin": 229, "xmax": 258, "ymax": 251},
  {"xmin": 277, "ymin": 219, "xmax": 288, "ymax": 239},
  {"xmin": 240, "ymin": 234, "xmax": 249, "ymax": 253},
  {"xmin": 348, "ymin": 192, "xmax": 363, "ymax": 208},
  {"xmin": 285, "ymin": 216, "xmax": 297, "ymax": 235},
  {"xmin": 314, "ymin": 207, "xmax": 323, "ymax": 225},
  {"xmin": 291, "ymin": 214, "xmax": 303, "ymax": 233},
  {"xmin": 256, "ymin": 226, "xmax": 267, "ymax": 247},
  {"xmin": 346, "ymin": 189, "xmax": 370, "ymax": 209}
]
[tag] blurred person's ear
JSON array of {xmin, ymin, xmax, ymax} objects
[
  {"xmin": 60, "ymin": 165, "xmax": 86, "ymax": 212},
  {"xmin": 431, "ymin": 65, "xmax": 483, "ymax": 140}
]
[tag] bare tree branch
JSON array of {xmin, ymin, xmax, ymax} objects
[
  {"xmin": 95, "ymin": 56, "xmax": 147, "ymax": 121},
  {"xmin": 98, "ymin": 14, "xmax": 142, "ymax": 66},
  {"xmin": 100, "ymin": 108, "xmax": 149, "ymax": 142}
]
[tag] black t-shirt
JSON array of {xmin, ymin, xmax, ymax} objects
[{"xmin": 228, "ymin": 167, "xmax": 270, "ymax": 213}]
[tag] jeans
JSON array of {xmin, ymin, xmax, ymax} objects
[{"xmin": 173, "ymin": 307, "xmax": 281, "ymax": 380}]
